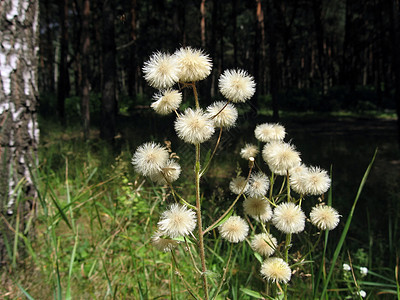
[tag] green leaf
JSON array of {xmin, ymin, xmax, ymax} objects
[
  {"xmin": 320, "ymin": 149, "xmax": 377, "ymax": 299},
  {"xmin": 207, "ymin": 208, "xmax": 234, "ymax": 233},
  {"xmin": 254, "ymin": 252, "xmax": 263, "ymax": 264},
  {"xmin": 239, "ymin": 287, "xmax": 264, "ymax": 299}
]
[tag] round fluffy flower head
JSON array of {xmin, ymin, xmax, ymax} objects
[
  {"xmin": 360, "ymin": 267, "xmax": 368, "ymax": 276},
  {"xmin": 357, "ymin": 290, "xmax": 367, "ymax": 298},
  {"xmin": 262, "ymin": 141, "xmax": 301, "ymax": 175},
  {"xmin": 218, "ymin": 69, "xmax": 256, "ymax": 103},
  {"xmin": 174, "ymin": 108, "xmax": 215, "ymax": 144},
  {"xmin": 246, "ymin": 172, "xmax": 270, "ymax": 197},
  {"xmin": 174, "ymin": 47, "xmax": 212, "ymax": 82},
  {"xmin": 255, "ymin": 123, "xmax": 286, "ymax": 143},
  {"xmin": 229, "ymin": 176, "xmax": 249, "ymax": 195},
  {"xmin": 343, "ymin": 263, "xmax": 351, "ymax": 271},
  {"xmin": 303, "ymin": 166, "xmax": 331, "ymax": 195},
  {"xmin": 158, "ymin": 204, "xmax": 197, "ymax": 238},
  {"xmin": 151, "ymin": 89, "xmax": 182, "ymax": 115},
  {"xmin": 150, "ymin": 160, "xmax": 181, "ymax": 185},
  {"xmin": 240, "ymin": 143, "xmax": 259, "ymax": 160},
  {"xmin": 243, "ymin": 196, "xmax": 273, "ymax": 222},
  {"xmin": 272, "ymin": 202, "xmax": 305, "ymax": 234},
  {"xmin": 206, "ymin": 101, "xmax": 238, "ymax": 128},
  {"xmin": 143, "ymin": 52, "xmax": 180, "ymax": 89},
  {"xmin": 132, "ymin": 142, "xmax": 169, "ymax": 177},
  {"xmin": 261, "ymin": 257, "xmax": 292, "ymax": 284},
  {"xmin": 310, "ymin": 204, "xmax": 340, "ymax": 230},
  {"xmin": 219, "ymin": 216, "xmax": 249, "ymax": 243},
  {"xmin": 151, "ymin": 231, "xmax": 178, "ymax": 252},
  {"xmin": 251, "ymin": 233, "xmax": 277, "ymax": 257},
  {"xmin": 289, "ymin": 164, "xmax": 309, "ymax": 195}
]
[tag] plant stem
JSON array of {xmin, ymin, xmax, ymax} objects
[
  {"xmin": 192, "ymin": 82, "xmax": 200, "ymax": 109},
  {"xmin": 200, "ymin": 127, "xmax": 223, "ymax": 176},
  {"xmin": 195, "ymin": 143, "xmax": 209, "ymax": 300},
  {"xmin": 214, "ymin": 243, "xmax": 233, "ymax": 299},
  {"xmin": 284, "ymin": 170, "xmax": 291, "ymax": 300},
  {"xmin": 203, "ymin": 160, "xmax": 254, "ymax": 235}
]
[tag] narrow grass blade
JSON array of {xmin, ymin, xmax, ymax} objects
[
  {"xmin": 49, "ymin": 189, "xmax": 72, "ymax": 229},
  {"xmin": 16, "ymin": 282, "xmax": 35, "ymax": 300},
  {"xmin": 320, "ymin": 149, "xmax": 377, "ymax": 299},
  {"xmin": 313, "ymin": 165, "xmax": 333, "ymax": 297},
  {"xmin": 239, "ymin": 287, "xmax": 265, "ymax": 299},
  {"xmin": 66, "ymin": 230, "xmax": 79, "ymax": 300}
]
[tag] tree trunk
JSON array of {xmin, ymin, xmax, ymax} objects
[
  {"xmin": 392, "ymin": 0, "xmax": 400, "ymax": 144},
  {"xmin": 267, "ymin": 0, "xmax": 279, "ymax": 120},
  {"xmin": 200, "ymin": 0, "xmax": 206, "ymax": 48},
  {"xmin": 57, "ymin": 0, "xmax": 69, "ymax": 124},
  {"xmin": 312, "ymin": 0, "xmax": 327, "ymax": 94},
  {"xmin": 100, "ymin": 0, "xmax": 117, "ymax": 143},
  {"xmin": 253, "ymin": 0, "xmax": 265, "ymax": 109},
  {"xmin": 127, "ymin": 0, "xmax": 137, "ymax": 98},
  {"xmin": 80, "ymin": 0, "xmax": 91, "ymax": 140},
  {"xmin": 0, "ymin": 0, "xmax": 39, "ymax": 265}
]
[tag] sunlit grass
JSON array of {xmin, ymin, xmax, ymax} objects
[{"xmin": 1, "ymin": 118, "xmax": 399, "ymax": 299}]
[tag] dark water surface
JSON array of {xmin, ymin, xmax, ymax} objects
[{"xmin": 123, "ymin": 111, "xmax": 400, "ymax": 263}]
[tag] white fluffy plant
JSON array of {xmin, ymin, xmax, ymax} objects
[
  {"xmin": 132, "ymin": 47, "xmax": 340, "ymax": 299},
  {"xmin": 233, "ymin": 122, "xmax": 341, "ymax": 299},
  {"xmin": 133, "ymin": 46, "xmax": 256, "ymax": 300}
]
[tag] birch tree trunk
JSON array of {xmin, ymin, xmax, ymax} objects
[{"xmin": 0, "ymin": 0, "xmax": 39, "ymax": 265}]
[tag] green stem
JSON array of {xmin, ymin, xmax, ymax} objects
[
  {"xmin": 284, "ymin": 170, "xmax": 291, "ymax": 300},
  {"xmin": 203, "ymin": 160, "xmax": 254, "ymax": 235},
  {"xmin": 192, "ymin": 82, "xmax": 200, "ymax": 109},
  {"xmin": 195, "ymin": 144, "xmax": 209, "ymax": 300},
  {"xmin": 284, "ymin": 233, "xmax": 292, "ymax": 300},
  {"xmin": 213, "ymin": 243, "xmax": 233, "ymax": 299},
  {"xmin": 200, "ymin": 127, "xmax": 223, "ymax": 176},
  {"xmin": 184, "ymin": 236, "xmax": 202, "ymax": 274},
  {"xmin": 171, "ymin": 251, "xmax": 201, "ymax": 300}
]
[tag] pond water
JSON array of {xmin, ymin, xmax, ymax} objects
[{"xmin": 122, "ymin": 110, "xmax": 400, "ymax": 264}]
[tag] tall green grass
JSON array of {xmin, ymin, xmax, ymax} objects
[{"xmin": 1, "ymin": 124, "xmax": 398, "ymax": 299}]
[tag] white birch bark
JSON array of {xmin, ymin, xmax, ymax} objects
[{"xmin": 0, "ymin": 0, "xmax": 39, "ymax": 260}]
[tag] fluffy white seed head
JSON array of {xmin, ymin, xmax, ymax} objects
[
  {"xmin": 218, "ymin": 69, "xmax": 256, "ymax": 103},
  {"xmin": 272, "ymin": 202, "xmax": 306, "ymax": 234},
  {"xmin": 303, "ymin": 166, "xmax": 331, "ymax": 195},
  {"xmin": 206, "ymin": 101, "xmax": 238, "ymax": 128},
  {"xmin": 246, "ymin": 172, "xmax": 270, "ymax": 197},
  {"xmin": 174, "ymin": 47, "xmax": 212, "ymax": 82},
  {"xmin": 240, "ymin": 143, "xmax": 259, "ymax": 160},
  {"xmin": 132, "ymin": 142, "xmax": 169, "ymax": 177},
  {"xmin": 174, "ymin": 108, "xmax": 215, "ymax": 144},
  {"xmin": 262, "ymin": 141, "xmax": 301, "ymax": 175},
  {"xmin": 149, "ymin": 160, "xmax": 181, "ymax": 185},
  {"xmin": 151, "ymin": 89, "xmax": 182, "ymax": 115},
  {"xmin": 251, "ymin": 233, "xmax": 277, "ymax": 257},
  {"xmin": 289, "ymin": 164, "xmax": 309, "ymax": 195},
  {"xmin": 255, "ymin": 123, "xmax": 286, "ymax": 143},
  {"xmin": 143, "ymin": 52, "xmax": 180, "ymax": 89},
  {"xmin": 229, "ymin": 176, "xmax": 249, "ymax": 195},
  {"xmin": 219, "ymin": 216, "xmax": 249, "ymax": 243},
  {"xmin": 310, "ymin": 204, "xmax": 340, "ymax": 230},
  {"xmin": 243, "ymin": 196, "xmax": 273, "ymax": 222},
  {"xmin": 158, "ymin": 204, "xmax": 197, "ymax": 238},
  {"xmin": 261, "ymin": 257, "xmax": 292, "ymax": 283}
]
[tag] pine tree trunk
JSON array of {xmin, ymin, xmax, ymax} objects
[
  {"xmin": 80, "ymin": 0, "xmax": 91, "ymax": 140},
  {"xmin": 100, "ymin": 0, "xmax": 117, "ymax": 143},
  {"xmin": 57, "ymin": 0, "xmax": 68, "ymax": 124},
  {"xmin": 0, "ymin": 0, "xmax": 39, "ymax": 266},
  {"xmin": 392, "ymin": 0, "xmax": 400, "ymax": 144},
  {"xmin": 200, "ymin": 0, "xmax": 206, "ymax": 48}
]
